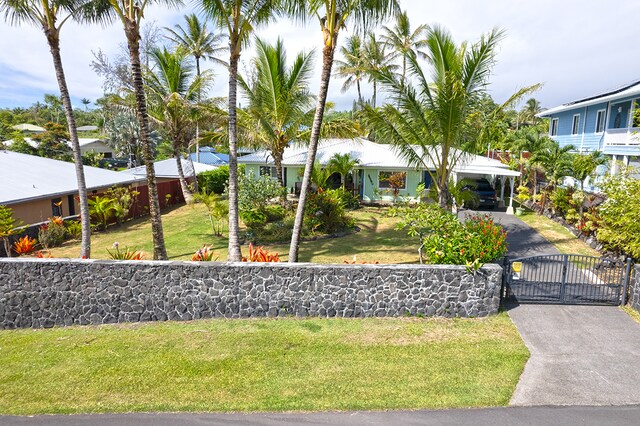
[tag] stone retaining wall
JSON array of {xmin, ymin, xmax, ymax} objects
[
  {"xmin": 0, "ymin": 259, "xmax": 502, "ymax": 329},
  {"xmin": 628, "ymin": 265, "xmax": 640, "ymax": 312}
]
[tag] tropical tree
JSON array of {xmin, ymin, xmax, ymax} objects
[
  {"xmin": 362, "ymin": 33, "xmax": 398, "ymax": 107},
  {"xmin": 512, "ymin": 129, "xmax": 553, "ymax": 195},
  {"xmin": 145, "ymin": 47, "xmax": 212, "ymax": 204},
  {"xmin": 1, "ymin": 0, "xmax": 92, "ymax": 258},
  {"xmin": 570, "ymin": 150, "xmax": 608, "ymax": 191},
  {"xmin": 80, "ymin": 0, "xmax": 181, "ymax": 260},
  {"xmin": 520, "ymin": 98, "xmax": 543, "ymax": 126},
  {"xmin": 380, "ymin": 9, "xmax": 427, "ymax": 87},
  {"xmin": 200, "ymin": 0, "xmax": 279, "ymax": 262},
  {"xmin": 536, "ymin": 141, "xmax": 575, "ymax": 188},
  {"xmin": 361, "ymin": 25, "xmax": 537, "ymax": 210},
  {"xmin": 285, "ymin": 0, "xmax": 398, "ymax": 263},
  {"xmin": 327, "ymin": 152, "xmax": 359, "ymax": 189},
  {"xmin": 81, "ymin": 98, "xmax": 91, "ymax": 111},
  {"xmin": 239, "ymin": 37, "xmax": 315, "ymax": 187},
  {"xmin": 165, "ymin": 13, "xmax": 226, "ymax": 162},
  {"xmin": 334, "ymin": 35, "xmax": 366, "ymax": 104}
]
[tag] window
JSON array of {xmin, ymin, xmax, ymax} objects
[
  {"xmin": 571, "ymin": 114, "xmax": 580, "ymax": 135},
  {"xmin": 550, "ymin": 118, "xmax": 559, "ymax": 136},
  {"xmin": 259, "ymin": 166, "xmax": 277, "ymax": 178},
  {"xmin": 51, "ymin": 198, "xmax": 63, "ymax": 217},
  {"xmin": 378, "ymin": 171, "xmax": 406, "ymax": 190},
  {"xmin": 595, "ymin": 109, "xmax": 606, "ymax": 133}
]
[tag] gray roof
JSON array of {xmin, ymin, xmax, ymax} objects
[
  {"xmin": 120, "ymin": 158, "xmax": 217, "ymax": 179},
  {"xmin": 12, "ymin": 123, "xmax": 45, "ymax": 132},
  {"xmin": 0, "ymin": 151, "xmax": 143, "ymax": 205},
  {"xmin": 77, "ymin": 125, "xmax": 99, "ymax": 132},
  {"xmin": 539, "ymin": 80, "xmax": 640, "ymax": 117}
]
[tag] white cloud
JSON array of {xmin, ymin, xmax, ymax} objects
[{"xmin": 1, "ymin": 0, "xmax": 639, "ymax": 111}]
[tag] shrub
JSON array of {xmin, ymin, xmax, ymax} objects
[
  {"xmin": 191, "ymin": 245, "xmax": 219, "ymax": 261},
  {"xmin": 333, "ymin": 187, "xmax": 360, "ymax": 210},
  {"xmin": 244, "ymin": 214, "xmax": 295, "ymax": 244},
  {"xmin": 107, "ymin": 186, "xmax": 139, "ymax": 224},
  {"xmin": 550, "ymin": 187, "xmax": 571, "ymax": 216},
  {"xmin": 240, "ymin": 209, "xmax": 268, "ymax": 228},
  {"xmin": 234, "ymin": 171, "xmax": 286, "ymax": 212},
  {"xmin": 88, "ymin": 195, "xmax": 117, "ymax": 230},
  {"xmin": 198, "ymin": 166, "xmax": 230, "ymax": 194},
  {"xmin": 38, "ymin": 219, "xmax": 66, "ymax": 249},
  {"xmin": 106, "ymin": 242, "xmax": 144, "ymax": 260},
  {"xmin": 13, "ymin": 235, "xmax": 37, "ymax": 255},
  {"xmin": 263, "ymin": 204, "xmax": 286, "ymax": 222},
  {"xmin": 195, "ymin": 192, "xmax": 228, "ymax": 237},
  {"xmin": 516, "ymin": 185, "xmax": 530, "ymax": 203},
  {"xmin": 242, "ymin": 243, "xmax": 279, "ymax": 262},
  {"xmin": 304, "ymin": 189, "xmax": 354, "ymax": 234},
  {"xmin": 65, "ymin": 220, "xmax": 82, "ymax": 239},
  {"xmin": 597, "ymin": 174, "xmax": 640, "ymax": 258}
]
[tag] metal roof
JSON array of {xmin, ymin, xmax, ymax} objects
[
  {"xmin": 3, "ymin": 137, "xmax": 110, "ymax": 149},
  {"xmin": 188, "ymin": 147, "xmax": 229, "ymax": 166},
  {"xmin": 77, "ymin": 125, "xmax": 99, "ymax": 132},
  {"xmin": 11, "ymin": 123, "xmax": 45, "ymax": 132},
  {"xmin": 238, "ymin": 138, "xmax": 518, "ymax": 177},
  {"xmin": 0, "ymin": 150, "xmax": 143, "ymax": 205},
  {"xmin": 120, "ymin": 158, "xmax": 217, "ymax": 179},
  {"xmin": 538, "ymin": 80, "xmax": 640, "ymax": 117}
]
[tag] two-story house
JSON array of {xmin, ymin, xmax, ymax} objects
[{"xmin": 538, "ymin": 80, "xmax": 640, "ymax": 177}]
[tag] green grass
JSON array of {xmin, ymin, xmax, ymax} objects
[
  {"xmin": 0, "ymin": 315, "xmax": 528, "ymax": 415},
  {"xmin": 50, "ymin": 205, "xmax": 419, "ymax": 264},
  {"xmin": 621, "ymin": 305, "xmax": 640, "ymax": 323},
  {"xmin": 518, "ymin": 212, "xmax": 600, "ymax": 257}
]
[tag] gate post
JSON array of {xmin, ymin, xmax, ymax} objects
[
  {"xmin": 559, "ymin": 255, "xmax": 569, "ymax": 303},
  {"xmin": 621, "ymin": 258, "xmax": 632, "ymax": 306}
]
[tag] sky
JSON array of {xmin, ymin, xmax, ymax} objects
[{"xmin": 1, "ymin": 0, "xmax": 639, "ymax": 112}]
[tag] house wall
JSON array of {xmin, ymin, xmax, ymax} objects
[{"xmin": 0, "ymin": 258, "xmax": 503, "ymax": 328}]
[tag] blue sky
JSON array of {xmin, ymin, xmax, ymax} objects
[{"xmin": 1, "ymin": 0, "xmax": 639, "ymax": 112}]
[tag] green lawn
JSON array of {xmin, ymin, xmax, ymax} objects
[
  {"xmin": 0, "ymin": 315, "xmax": 528, "ymax": 415},
  {"xmin": 518, "ymin": 212, "xmax": 600, "ymax": 257},
  {"xmin": 50, "ymin": 205, "xmax": 419, "ymax": 264}
]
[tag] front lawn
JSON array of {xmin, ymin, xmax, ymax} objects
[
  {"xmin": 0, "ymin": 315, "xmax": 528, "ymax": 415},
  {"xmin": 49, "ymin": 205, "xmax": 418, "ymax": 264},
  {"xmin": 518, "ymin": 212, "xmax": 600, "ymax": 257}
]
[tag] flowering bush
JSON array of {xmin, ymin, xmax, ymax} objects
[
  {"xmin": 38, "ymin": 218, "xmax": 65, "ymax": 249},
  {"xmin": 13, "ymin": 235, "xmax": 37, "ymax": 255}
]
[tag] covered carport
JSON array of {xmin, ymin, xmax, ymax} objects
[{"xmin": 453, "ymin": 164, "xmax": 521, "ymax": 215}]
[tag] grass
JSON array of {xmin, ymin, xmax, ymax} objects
[
  {"xmin": 518, "ymin": 212, "xmax": 600, "ymax": 257},
  {"xmin": 0, "ymin": 314, "xmax": 528, "ymax": 415},
  {"xmin": 50, "ymin": 205, "xmax": 418, "ymax": 264},
  {"xmin": 621, "ymin": 305, "xmax": 640, "ymax": 324}
]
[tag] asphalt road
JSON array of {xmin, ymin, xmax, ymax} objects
[{"xmin": 3, "ymin": 406, "xmax": 640, "ymax": 426}]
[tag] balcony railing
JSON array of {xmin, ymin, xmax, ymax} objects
[{"xmin": 603, "ymin": 128, "xmax": 640, "ymax": 146}]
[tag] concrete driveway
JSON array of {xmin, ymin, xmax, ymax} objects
[{"xmin": 508, "ymin": 304, "xmax": 640, "ymax": 406}]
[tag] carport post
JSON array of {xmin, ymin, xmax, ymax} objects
[
  {"xmin": 506, "ymin": 177, "xmax": 515, "ymax": 215},
  {"xmin": 499, "ymin": 178, "xmax": 506, "ymax": 208}
]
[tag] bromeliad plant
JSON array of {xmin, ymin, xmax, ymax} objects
[
  {"xmin": 191, "ymin": 245, "xmax": 219, "ymax": 261},
  {"xmin": 242, "ymin": 243, "xmax": 279, "ymax": 263},
  {"xmin": 106, "ymin": 242, "xmax": 145, "ymax": 260},
  {"xmin": 13, "ymin": 235, "xmax": 37, "ymax": 255}
]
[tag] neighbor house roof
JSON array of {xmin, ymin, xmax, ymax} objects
[
  {"xmin": 239, "ymin": 138, "xmax": 518, "ymax": 177},
  {"xmin": 188, "ymin": 147, "xmax": 229, "ymax": 166},
  {"xmin": 0, "ymin": 150, "xmax": 143, "ymax": 205},
  {"xmin": 120, "ymin": 158, "xmax": 217, "ymax": 179},
  {"xmin": 2, "ymin": 137, "xmax": 111, "ymax": 151},
  {"xmin": 12, "ymin": 123, "xmax": 45, "ymax": 133},
  {"xmin": 538, "ymin": 80, "xmax": 640, "ymax": 117},
  {"xmin": 77, "ymin": 125, "xmax": 99, "ymax": 132}
]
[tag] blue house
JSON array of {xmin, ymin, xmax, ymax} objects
[
  {"xmin": 539, "ymin": 80, "xmax": 640, "ymax": 176},
  {"xmin": 188, "ymin": 147, "xmax": 229, "ymax": 166}
]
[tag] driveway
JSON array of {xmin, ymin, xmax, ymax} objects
[{"xmin": 508, "ymin": 304, "xmax": 640, "ymax": 406}]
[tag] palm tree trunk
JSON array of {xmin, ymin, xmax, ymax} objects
[
  {"xmin": 195, "ymin": 56, "xmax": 201, "ymax": 163},
  {"xmin": 274, "ymin": 151, "xmax": 284, "ymax": 187},
  {"xmin": 289, "ymin": 43, "xmax": 336, "ymax": 263},
  {"xmin": 227, "ymin": 45, "xmax": 243, "ymax": 262},
  {"xmin": 356, "ymin": 79, "xmax": 362, "ymax": 104},
  {"xmin": 174, "ymin": 149, "xmax": 194, "ymax": 204},
  {"xmin": 125, "ymin": 22, "xmax": 167, "ymax": 260},
  {"xmin": 45, "ymin": 27, "xmax": 91, "ymax": 259},
  {"xmin": 372, "ymin": 80, "xmax": 377, "ymax": 108},
  {"xmin": 402, "ymin": 55, "xmax": 407, "ymax": 88}
]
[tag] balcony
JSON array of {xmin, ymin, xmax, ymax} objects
[{"xmin": 602, "ymin": 128, "xmax": 640, "ymax": 146}]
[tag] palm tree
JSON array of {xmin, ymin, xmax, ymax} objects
[
  {"xmin": 512, "ymin": 129, "xmax": 553, "ymax": 195},
  {"xmin": 380, "ymin": 9, "xmax": 427, "ymax": 87},
  {"xmin": 536, "ymin": 141, "xmax": 575, "ymax": 188},
  {"xmin": 520, "ymin": 98, "xmax": 543, "ymax": 126},
  {"xmin": 327, "ymin": 152, "xmax": 359, "ymax": 189},
  {"xmin": 362, "ymin": 33, "xmax": 398, "ymax": 107},
  {"xmin": 200, "ymin": 0, "xmax": 279, "ymax": 262},
  {"xmin": 334, "ymin": 35, "xmax": 366, "ymax": 104},
  {"xmin": 239, "ymin": 37, "xmax": 315, "ymax": 187},
  {"xmin": 361, "ymin": 25, "xmax": 537, "ymax": 210},
  {"xmin": 145, "ymin": 47, "xmax": 212, "ymax": 205},
  {"xmin": 2, "ymin": 0, "xmax": 92, "ymax": 258},
  {"xmin": 284, "ymin": 0, "xmax": 398, "ymax": 263},
  {"xmin": 81, "ymin": 98, "xmax": 91, "ymax": 111},
  {"xmin": 165, "ymin": 13, "xmax": 226, "ymax": 162},
  {"xmin": 79, "ymin": 0, "xmax": 182, "ymax": 260}
]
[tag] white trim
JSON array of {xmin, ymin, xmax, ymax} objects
[
  {"xmin": 580, "ymin": 106, "xmax": 587, "ymax": 151},
  {"xmin": 550, "ymin": 118, "xmax": 559, "ymax": 136},
  {"xmin": 377, "ymin": 170, "xmax": 407, "ymax": 190},
  {"xmin": 571, "ymin": 114, "xmax": 580, "ymax": 135},
  {"xmin": 595, "ymin": 109, "xmax": 606, "ymax": 133}
]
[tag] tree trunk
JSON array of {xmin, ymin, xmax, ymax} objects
[
  {"xmin": 289, "ymin": 43, "xmax": 336, "ymax": 262},
  {"xmin": 356, "ymin": 79, "xmax": 362, "ymax": 105},
  {"xmin": 195, "ymin": 56, "xmax": 201, "ymax": 163},
  {"xmin": 125, "ymin": 22, "xmax": 167, "ymax": 260},
  {"xmin": 274, "ymin": 150, "xmax": 284, "ymax": 188},
  {"xmin": 372, "ymin": 79, "xmax": 377, "ymax": 108},
  {"xmin": 45, "ymin": 26, "xmax": 91, "ymax": 259},
  {"xmin": 402, "ymin": 55, "xmax": 407, "ymax": 88},
  {"xmin": 174, "ymin": 149, "xmax": 194, "ymax": 204},
  {"xmin": 227, "ymin": 44, "xmax": 243, "ymax": 262},
  {"xmin": 3, "ymin": 237, "xmax": 12, "ymax": 258}
]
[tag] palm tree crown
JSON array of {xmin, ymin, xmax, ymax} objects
[
  {"xmin": 334, "ymin": 35, "xmax": 366, "ymax": 104},
  {"xmin": 380, "ymin": 9, "xmax": 427, "ymax": 86}
]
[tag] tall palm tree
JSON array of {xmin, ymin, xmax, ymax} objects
[
  {"xmin": 380, "ymin": 9, "xmax": 427, "ymax": 87},
  {"xmin": 362, "ymin": 33, "xmax": 398, "ymax": 107},
  {"xmin": 514, "ymin": 129, "xmax": 553, "ymax": 195},
  {"xmin": 2, "ymin": 0, "xmax": 92, "ymax": 258},
  {"xmin": 145, "ymin": 47, "xmax": 212, "ymax": 205},
  {"xmin": 80, "ymin": 0, "xmax": 182, "ymax": 260},
  {"xmin": 165, "ymin": 13, "xmax": 226, "ymax": 162},
  {"xmin": 239, "ymin": 37, "xmax": 315, "ymax": 187},
  {"xmin": 334, "ymin": 35, "xmax": 366, "ymax": 104},
  {"xmin": 284, "ymin": 0, "xmax": 398, "ymax": 263},
  {"xmin": 81, "ymin": 97, "xmax": 91, "ymax": 111},
  {"xmin": 361, "ymin": 25, "xmax": 537, "ymax": 210},
  {"xmin": 200, "ymin": 0, "xmax": 279, "ymax": 262},
  {"xmin": 520, "ymin": 98, "xmax": 543, "ymax": 126},
  {"xmin": 327, "ymin": 152, "xmax": 359, "ymax": 189},
  {"xmin": 536, "ymin": 141, "xmax": 575, "ymax": 188}
]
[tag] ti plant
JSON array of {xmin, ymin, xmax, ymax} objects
[
  {"xmin": 106, "ymin": 242, "xmax": 145, "ymax": 260},
  {"xmin": 242, "ymin": 243, "xmax": 279, "ymax": 263},
  {"xmin": 191, "ymin": 244, "xmax": 219, "ymax": 262},
  {"xmin": 13, "ymin": 235, "xmax": 37, "ymax": 255}
]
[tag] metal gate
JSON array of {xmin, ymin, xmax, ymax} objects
[{"xmin": 504, "ymin": 254, "xmax": 633, "ymax": 305}]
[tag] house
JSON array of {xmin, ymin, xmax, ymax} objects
[
  {"xmin": 2, "ymin": 137, "xmax": 115, "ymax": 158},
  {"xmin": 0, "ymin": 150, "xmax": 144, "ymax": 225},
  {"xmin": 538, "ymin": 80, "xmax": 640, "ymax": 177},
  {"xmin": 188, "ymin": 147, "xmax": 229, "ymax": 166},
  {"xmin": 238, "ymin": 138, "xmax": 520, "ymax": 211},
  {"xmin": 11, "ymin": 123, "xmax": 45, "ymax": 133}
]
